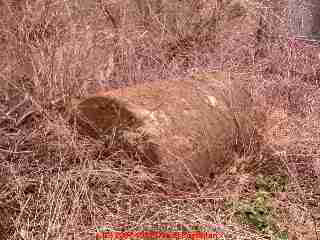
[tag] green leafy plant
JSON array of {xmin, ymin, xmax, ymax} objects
[
  {"xmin": 237, "ymin": 191, "xmax": 275, "ymax": 233},
  {"xmin": 255, "ymin": 174, "xmax": 289, "ymax": 193},
  {"xmin": 229, "ymin": 174, "xmax": 289, "ymax": 237},
  {"xmin": 272, "ymin": 230, "xmax": 289, "ymax": 240}
]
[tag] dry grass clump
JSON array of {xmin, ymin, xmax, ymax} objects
[
  {"xmin": 0, "ymin": 0, "xmax": 319, "ymax": 239},
  {"xmin": 250, "ymin": 35, "xmax": 320, "ymax": 240}
]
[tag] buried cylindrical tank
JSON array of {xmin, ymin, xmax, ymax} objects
[{"xmin": 68, "ymin": 71, "xmax": 263, "ymax": 187}]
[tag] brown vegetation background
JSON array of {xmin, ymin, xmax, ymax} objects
[{"xmin": 0, "ymin": 0, "xmax": 319, "ymax": 239}]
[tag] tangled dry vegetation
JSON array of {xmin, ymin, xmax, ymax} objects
[{"xmin": 0, "ymin": 0, "xmax": 319, "ymax": 239}]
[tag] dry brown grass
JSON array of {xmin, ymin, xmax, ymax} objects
[{"xmin": 0, "ymin": 0, "xmax": 319, "ymax": 239}]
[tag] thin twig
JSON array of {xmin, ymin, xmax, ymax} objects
[
  {"xmin": 311, "ymin": 213, "xmax": 319, "ymax": 240},
  {"xmin": 98, "ymin": 0, "xmax": 118, "ymax": 29},
  {"xmin": 0, "ymin": 148, "xmax": 32, "ymax": 154},
  {"xmin": 16, "ymin": 110, "xmax": 35, "ymax": 127},
  {"xmin": 6, "ymin": 96, "xmax": 29, "ymax": 116}
]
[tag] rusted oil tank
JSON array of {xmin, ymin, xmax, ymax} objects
[{"xmin": 68, "ymin": 71, "xmax": 263, "ymax": 187}]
